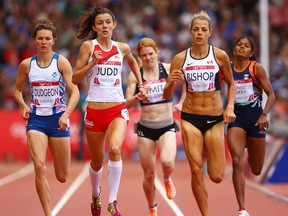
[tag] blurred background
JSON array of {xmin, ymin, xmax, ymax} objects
[{"xmin": 0, "ymin": 0, "xmax": 287, "ymax": 184}]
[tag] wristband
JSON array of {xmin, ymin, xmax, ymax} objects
[{"xmin": 138, "ymin": 84, "xmax": 145, "ymax": 88}]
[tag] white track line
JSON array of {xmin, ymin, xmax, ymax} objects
[
  {"xmin": 246, "ymin": 179, "xmax": 288, "ymax": 204},
  {"xmin": 0, "ymin": 163, "xmax": 34, "ymax": 187},
  {"xmin": 155, "ymin": 176, "xmax": 184, "ymax": 216},
  {"xmin": 52, "ymin": 162, "xmax": 90, "ymax": 216}
]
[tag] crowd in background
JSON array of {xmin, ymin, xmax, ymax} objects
[{"xmin": 0, "ymin": 0, "xmax": 287, "ymax": 135}]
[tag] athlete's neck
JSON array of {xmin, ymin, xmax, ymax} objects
[
  {"xmin": 96, "ymin": 38, "xmax": 112, "ymax": 50},
  {"xmin": 234, "ymin": 59, "xmax": 250, "ymax": 71},
  {"xmin": 143, "ymin": 63, "xmax": 159, "ymax": 80},
  {"xmin": 37, "ymin": 52, "xmax": 54, "ymax": 67},
  {"xmin": 191, "ymin": 45, "xmax": 209, "ymax": 58}
]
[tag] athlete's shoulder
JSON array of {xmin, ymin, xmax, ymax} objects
[
  {"xmin": 213, "ymin": 46, "xmax": 228, "ymax": 57},
  {"xmin": 252, "ymin": 60, "xmax": 266, "ymax": 78},
  {"xmin": 161, "ymin": 62, "xmax": 171, "ymax": 68},
  {"xmin": 173, "ymin": 50, "xmax": 186, "ymax": 61},
  {"xmin": 161, "ymin": 62, "xmax": 171, "ymax": 74},
  {"xmin": 17, "ymin": 57, "xmax": 32, "ymax": 76},
  {"xmin": 57, "ymin": 53, "xmax": 69, "ymax": 62},
  {"xmin": 116, "ymin": 41, "xmax": 130, "ymax": 51},
  {"xmin": 57, "ymin": 54, "xmax": 72, "ymax": 73},
  {"xmin": 20, "ymin": 57, "xmax": 32, "ymax": 68},
  {"xmin": 213, "ymin": 46, "xmax": 230, "ymax": 65},
  {"xmin": 115, "ymin": 41, "xmax": 132, "ymax": 58},
  {"xmin": 81, "ymin": 40, "xmax": 94, "ymax": 50}
]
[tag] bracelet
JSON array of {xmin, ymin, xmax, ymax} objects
[
  {"xmin": 261, "ymin": 112, "xmax": 267, "ymax": 117},
  {"xmin": 138, "ymin": 84, "xmax": 145, "ymax": 88}
]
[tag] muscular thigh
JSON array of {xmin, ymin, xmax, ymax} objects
[
  {"xmin": 107, "ymin": 118, "xmax": 127, "ymax": 148},
  {"xmin": 246, "ymin": 136, "xmax": 266, "ymax": 165},
  {"xmin": 204, "ymin": 123, "xmax": 225, "ymax": 173},
  {"xmin": 138, "ymin": 136, "xmax": 157, "ymax": 170},
  {"xmin": 85, "ymin": 130, "xmax": 106, "ymax": 162},
  {"xmin": 49, "ymin": 137, "xmax": 70, "ymax": 160},
  {"xmin": 158, "ymin": 131, "xmax": 177, "ymax": 160},
  {"xmin": 49, "ymin": 137, "xmax": 70, "ymax": 172},
  {"xmin": 27, "ymin": 130, "xmax": 49, "ymax": 163},
  {"xmin": 181, "ymin": 120, "xmax": 204, "ymax": 168}
]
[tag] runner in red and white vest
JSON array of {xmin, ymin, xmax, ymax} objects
[{"xmin": 72, "ymin": 6, "xmax": 147, "ymax": 216}]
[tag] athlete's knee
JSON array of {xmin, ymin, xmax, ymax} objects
[
  {"xmin": 108, "ymin": 144, "xmax": 121, "ymax": 158},
  {"xmin": 161, "ymin": 157, "xmax": 175, "ymax": 169},
  {"xmin": 231, "ymin": 155, "xmax": 243, "ymax": 170},
  {"xmin": 208, "ymin": 171, "xmax": 223, "ymax": 183},
  {"xmin": 191, "ymin": 167, "xmax": 203, "ymax": 182},
  {"xmin": 34, "ymin": 161, "xmax": 47, "ymax": 178},
  {"xmin": 247, "ymin": 157, "xmax": 263, "ymax": 176},
  {"xmin": 252, "ymin": 169, "xmax": 262, "ymax": 176},
  {"xmin": 142, "ymin": 164, "xmax": 155, "ymax": 180},
  {"xmin": 144, "ymin": 171, "xmax": 155, "ymax": 183},
  {"xmin": 205, "ymin": 165, "xmax": 224, "ymax": 183},
  {"xmin": 250, "ymin": 166, "xmax": 262, "ymax": 176},
  {"xmin": 56, "ymin": 172, "xmax": 68, "ymax": 183},
  {"xmin": 90, "ymin": 160, "xmax": 103, "ymax": 171}
]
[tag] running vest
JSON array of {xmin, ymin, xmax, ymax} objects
[
  {"xmin": 232, "ymin": 60, "xmax": 263, "ymax": 107},
  {"xmin": 85, "ymin": 39, "xmax": 125, "ymax": 102},
  {"xmin": 28, "ymin": 53, "xmax": 66, "ymax": 116},
  {"xmin": 138, "ymin": 63, "xmax": 173, "ymax": 106},
  {"xmin": 182, "ymin": 46, "xmax": 222, "ymax": 92}
]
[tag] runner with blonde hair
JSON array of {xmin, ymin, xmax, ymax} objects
[{"xmin": 163, "ymin": 10, "xmax": 236, "ymax": 216}]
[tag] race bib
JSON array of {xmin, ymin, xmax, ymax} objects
[
  {"xmin": 235, "ymin": 78, "xmax": 255, "ymax": 103},
  {"xmin": 32, "ymin": 81, "xmax": 60, "ymax": 107}
]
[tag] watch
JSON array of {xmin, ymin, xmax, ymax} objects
[{"xmin": 261, "ymin": 112, "xmax": 267, "ymax": 117}]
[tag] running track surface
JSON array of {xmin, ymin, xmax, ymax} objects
[{"xmin": 1, "ymin": 159, "xmax": 288, "ymax": 216}]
